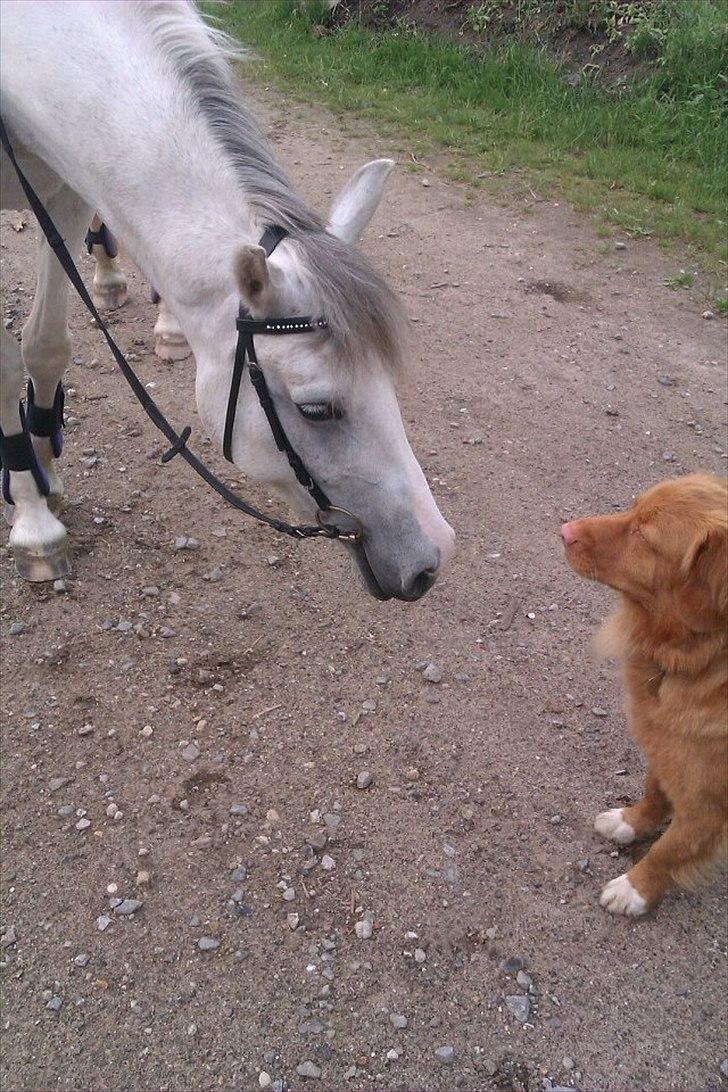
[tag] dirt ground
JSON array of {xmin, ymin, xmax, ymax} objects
[{"xmin": 1, "ymin": 82, "xmax": 727, "ymax": 1092}]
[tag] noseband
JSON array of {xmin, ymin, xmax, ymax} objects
[{"xmin": 0, "ymin": 116, "xmax": 363, "ymax": 544}]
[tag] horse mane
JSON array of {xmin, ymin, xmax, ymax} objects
[{"xmin": 134, "ymin": 1, "xmax": 405, "ymax": 370}]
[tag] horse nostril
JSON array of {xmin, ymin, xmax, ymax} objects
[{"xmin": 405, "ymin": 567, "xmax": 438, "ymax": 600}]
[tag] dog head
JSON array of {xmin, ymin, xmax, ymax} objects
[{"xmin": 561, "ymin": 474, "xmax": 727, "ymax": 630}]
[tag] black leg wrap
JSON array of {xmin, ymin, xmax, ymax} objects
[
  {"xmin": 85, "ymin": 222, "xmax": 118, "ymax": 259},
  {"xmin": 150, "ymin": 286, "xmax": 161, "ymax": 305},
  {"xmin": 0, "ymin": 407, "xmax": 51, "ymax": 505},
  {"xmin": 26, "ymin": 380, "xmax": 65, "ymax": 458}
]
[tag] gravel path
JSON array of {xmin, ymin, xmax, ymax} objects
[{"xmin": 1, "ymin": 82, "xmax": 726, "ymax": 1092}]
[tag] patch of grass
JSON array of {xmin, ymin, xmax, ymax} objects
[
  {"xmin": 714, "ymin": 296, "xmax": 728, "ymax": 315},
  {"xmin": 211, "ymin": 0, "xmax": 728, "ymax": 275},
  {"xmin": 664, "ymin": 269, "xmax": 696, "ymax": 289}
]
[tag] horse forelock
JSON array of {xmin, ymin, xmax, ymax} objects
[{"xmin": 133, "ymin": 1, "xmax": 406, "ymax": 373}]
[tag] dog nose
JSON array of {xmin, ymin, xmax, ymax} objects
[{"xmin": 561, "ymin": 521, "xmax": 579, "ymax": 546}]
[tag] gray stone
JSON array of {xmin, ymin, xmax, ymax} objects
[
  {"xmin": 499, "ymin": 956, "xmax": 525, "ymax": 974},
  {"xmin": 230, "ymin": 866, "xmax": 247, "ymax": 882},
  {"xmin": 422, "ymin": 662, "xmax": 442, "ymax": 683},
  {"xmin": 516, "ymin": 970, "xmax": 532, "ymax": 990},
  {"xmin": 181, "ymin": 743, "xmax": 201, "ymax": 763},
  {"xmin": 720, "ymin": 1060, "xmax": 728, "ymax": 1078},
  {"xmin": 414, "ymin": 947, "xmax": 427, "ymax": 964},
  {"xmin": 435, "ymin": 1045, "xmax": 455, "ymax": 1064},
  {"xmin": 356, "ymin": 770, "xmax": 373, "ymax": 790},
  {"xmin": 46, "ymin": 996, "xmax": 63, "ymax": 1011},
  {"xmin": 323, "ymin": 813, "xmax": 341, "ymax": 829},
  {"xmin": 114, "ymin": 899, "xmax": 143, "ymax": 916},
  {"xmin": 591, "ymin": 706, "xmax": 609, "ymax": 717},
  {"xmin": 198, "ymin": 936, "xmax": 221, "ymax": 951},
  {"xmin": 307, "ymin": 829, "xmax": 328, "ymax": 851},
  {"xmin": 48, "ymin": 776, "xmax": 71, "ymax": 793},
  {"xmin": 9, "ymin": 622, "xmax": 24, "ymax": 636},
  {"xmin": 74, "ymin": 953, "xmax": 90, "ymax": 967},
  {"xmin": 390, "ymin": 1013, "xmax": 408, "ymax": 1029},
  {"xmin": 174, "ymin": 535, "xmax": 200, "ymax": 551},
  {"xmin": 505, "ymin": 994, "xmax": 531, "ymax": 1023},
  {"xmin": 96, "ymin": 915, "xmax": 112, "ymax": 931},
  {"xmin": 296, "ymin": 1061, "xmax": 321, "ymax": 1079},
  {"xmin": 1, "ymin": 926, "xmax": 17, "ymax": 948},
  {"xmin": 230, "ymin": 803, "xmax": 248, "ymax": 816}
]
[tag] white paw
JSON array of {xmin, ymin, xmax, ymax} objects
[
  {"xmin": 594, "ymin": 807, "xmax": 635, "ymax": 845},
  {"xmin": 600, "ymin": 873, "xmax": 648, "ymax": 917}
]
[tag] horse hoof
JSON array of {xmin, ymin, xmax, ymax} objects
[
  {"xmin": 92, "ymin": 282, "xmax": 128, "ymax": 311},
  {"xmin": 13, "ymin": 541, "xmax": 71, "ymax": 582},
  {"xmin": 154, "ymin": 335, "xmax": 192, "ymax": 362}
]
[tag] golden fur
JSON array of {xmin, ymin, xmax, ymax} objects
[{"xmin": 562, "ymin": 473, "xmax": 728, "ymax": 914}]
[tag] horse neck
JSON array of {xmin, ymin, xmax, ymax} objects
[{"xmin": 2, "ymin": 2, "xmax": 259, "ymax": 341}]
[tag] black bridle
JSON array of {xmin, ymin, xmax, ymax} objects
[{"xmin": 0, "ymin": 116, "xmax": 363, "ymax": 543}]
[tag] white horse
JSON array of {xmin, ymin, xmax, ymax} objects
[{"xmin": 0, "ymin": 0, "xmax": 454, "ymax": 601}]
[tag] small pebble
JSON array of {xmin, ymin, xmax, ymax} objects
[
  {"xmin": 1, "ymin": 927, "xmax": 17, "ymax": 948},
  {"xmin": 356, "ymin": 770, "xmax": 373, "ymax": 790},
  {"xmin": 282, "ymin": 887, "xmax": 296, "ymax": 902},
  {"xmin": 591, "ymin": 707, "xmax": 608, "ymax": 717},
  {"xmin": 140, "ymin": 725, "xmax": 154, "ymax": 738},
  {"xmin": 702, "ymin": 310, "xmax": 715, "ymax": 320},
  {"xmin": 74, "ymin": 953, "xmax": 89, "ymax": 967},
  {"xmin": 390, "ymin": 1013, "xmax": 408, "ymax": 1029},
  {"xmin": 46, "ymin": 996, "xmax": 63, "ymax": 1012},
  {"xmin": 230, "ymin": 803, "xmax": 248, "ymax": 816},
  {"xmin": 181, "ymin": 743, "xmax": 200, "ymax": 763},
  {"xmin": 259, "ymin": 1074, "xmax": 272, "ymax": 1090},
  {"xmin": 614, "ymin": 240, "xmax": 627, "ymax": 250},
  {"xmin": 355, "ymin": 919, "xmax": 373, "ymax": 940},
  {"xmin": 505, "ymin": 994, "xmax": 531, "ymax": 1023},
  {"xmin": 136, "ymin": 871, "xmax": 151, "ymax": 887},
  {"xmin": 53, "ymin": 579, "xmax": 70, "ymax": 593},
  {"xmin": 296, "ymin": 1061, "xmax": 321, "ymax": 1079},
  {"xmin": 75, "ymin": 818, "xmax": 91, "ymax": 831},
  {"xmin": 499, "ymin": 956, "xmax": 525, "ymax": 974},
  {"xmin": 414, "ymin": 948, "xmax": 427, "ymax": 964},
  {"xmin": 198, "ymin": 936, "xmax": 221, "ymax": 951},
  {"xmin": 435, "ymin": 1045, "xmax": 455, "ymax": 1064},
  {"xmin": 720, "ymin": 1059, "xmax": 728, "ymax": 1078},
  {"xmin": 96, "ymin": 915, "xmax": 112, "ymax": 931},
  {"xmin": 287, "ymin": 912, "xmax": 300, "ymax": 930},
  {"xmin": 321, "ymin": 855, "xmax": 336, "ymax": 871},
  {"xmin": 114, "ymin": 899, "xmax": 143, "ymax": 916},
  {"xmin": 9, "ymin": 622, "xmax": 24, "ymax": 636},
  {"xmin": 422, "ymin": 662, "xmax": 442, "ymax": 683}
]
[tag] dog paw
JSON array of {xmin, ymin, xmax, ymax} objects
[
  {"xmin": 594, "ymin": 808, "xmax": 635, "ymax": 845},
  {"xmin": 600, "ymin": 873, "xmax": 648, "ymax": 917}
]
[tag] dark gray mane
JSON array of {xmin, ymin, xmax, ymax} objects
[{"xmin": 138, "ymin": 2, "xmax": 405, "ymax": 369}]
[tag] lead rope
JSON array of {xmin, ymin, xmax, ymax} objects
[{"xmin": 0, "ymin": 116, "xmax": 342, "ymax": 541}]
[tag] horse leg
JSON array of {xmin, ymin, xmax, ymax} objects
[
  {"xmin": 1, "ymin": 325, "xmax": 69, "ymax": 580},
  {"xmin": 153, "ymin": 292, "xmax": 191, "ymax": 361},
  {"xmin": 87, "ymin": 213, "xmax": 127, "ymax": 310},
  {"xmin": 6, "ymin": 184, "xmax": 92, "ymax": 579}
]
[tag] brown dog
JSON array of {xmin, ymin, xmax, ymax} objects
[{"xmin": 562, "ymin": 473, "xmax": 727, "ymax": 916}]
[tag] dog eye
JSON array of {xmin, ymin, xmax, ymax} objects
[{"xmin": 296, "ymin": 401, "xmax": 341, "ymax": 422}]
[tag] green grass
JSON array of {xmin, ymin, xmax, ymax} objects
[{"xmin": 212, "ymin": 0, "xmax": 728, "ymax": 282}]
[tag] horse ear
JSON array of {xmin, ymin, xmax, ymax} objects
[
  {"xmin": 235, "ymin": 245, "xmax": 271, "ymax": 309},
  {"xmin": 327, "ymin": 158, "xmax": 395, "ymax": 244}
]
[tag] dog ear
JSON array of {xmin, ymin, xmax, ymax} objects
[{"xmin": 678, "ymin": 523, "xmax": 728, "ymax": 627}]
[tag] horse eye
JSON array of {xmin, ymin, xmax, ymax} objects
[{"xmin": 296, "ymin": 401, "xmax": 341, "ymax": 422}]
